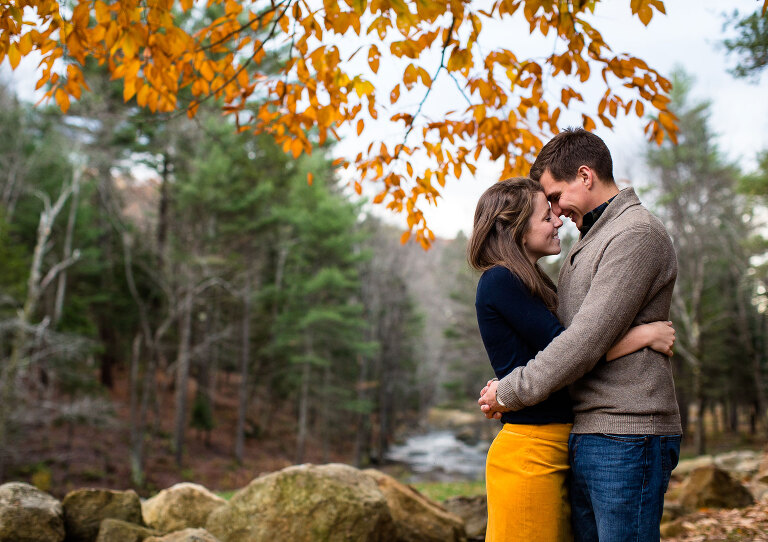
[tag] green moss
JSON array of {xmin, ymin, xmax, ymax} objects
[
  {"xmin": 410, "ymin": 480, "xmax": 486, "ymax": 502},
  {"xmin": 216, "ymin": 490, "xmax": 236, "ymax": 501}
]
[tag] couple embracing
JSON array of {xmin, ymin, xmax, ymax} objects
[{"xmin": 469, "ymin": 128, "xmax": 682, "ymax": 541}]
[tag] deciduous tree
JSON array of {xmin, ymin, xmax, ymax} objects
[{"xmin": 0, "ymin": 0, "xmax": 701, "ymax": 245}]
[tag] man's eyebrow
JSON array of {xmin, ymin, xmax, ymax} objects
[{"xmin": 547, "ymin": 192, "xmax": 560, "ymax": 202}]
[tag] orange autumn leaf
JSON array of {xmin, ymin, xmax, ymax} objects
[{"xmin": 0, "ymin": 0, "xmax": 674, "ymax": 248}]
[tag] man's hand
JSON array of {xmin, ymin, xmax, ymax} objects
[{"xmin": 478, "ymin": 379, "xmax": 509, "ymax": 420}]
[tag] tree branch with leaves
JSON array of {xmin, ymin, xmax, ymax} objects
[{"xmin": 0, "ymin": 0, "xmax": 707, "ymax": 246}]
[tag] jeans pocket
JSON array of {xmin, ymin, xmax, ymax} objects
[
  {"xmin": 661, "ymin": 435, "xmax": 681, "ymax": 493},
  {"xmin": 599, "ymin": 433, "xmax": 647, "ymax": 443}
]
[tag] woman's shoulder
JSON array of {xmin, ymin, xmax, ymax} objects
[{"xmin": 478, "ymin": 265, "xmax": 525, "ymax": 291}]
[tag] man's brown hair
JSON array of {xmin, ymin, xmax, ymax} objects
[{"xmin": 530, "ymin": 128, "xmax": 614, "ymax": 184}]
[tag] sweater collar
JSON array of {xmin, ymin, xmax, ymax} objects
[
  {"xmin": 579, "ymin": 194, "xmax": 617, "ymax": 239},
  {"xmin": 568, "ymin": 187, "xmax": 641, "ymax": 258}
]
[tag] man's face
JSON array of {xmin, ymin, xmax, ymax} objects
[{"xmin": 538, "ymin": 169, "xmax": 592, "ymax": 229}]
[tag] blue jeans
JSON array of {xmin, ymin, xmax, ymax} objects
[{"xmin": 568, "ymin": 433, "xmax": 681, "ymax": 542}]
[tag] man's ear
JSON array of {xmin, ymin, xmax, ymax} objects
[{"xmin": 578, "ymin": 165, "xmax": 593, "ymax": 189}]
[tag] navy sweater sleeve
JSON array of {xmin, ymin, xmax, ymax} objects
[{"xmin": 475, "ymin": 266, "xmax": 573, "ymax": 424}]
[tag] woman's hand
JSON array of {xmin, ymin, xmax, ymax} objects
[
  {"xmin": 479, "ymin": 379, "xmax": 505, "ymax": 419},
  {"xmin": 644, "ymin": 320, "xmax": 676, "ymax": 356},
  {"xmin": 606, "ymin": 320, "xmax": 675, "ymax": 361}
]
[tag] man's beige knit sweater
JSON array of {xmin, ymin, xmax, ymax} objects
[{"xmin": 496, "ymin": 187, "xmax": 682, "ymax": 435}]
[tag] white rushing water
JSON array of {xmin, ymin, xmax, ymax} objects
[{"xmin": 385, "ymin": 430, "xmax": 489, "ymax": 482}]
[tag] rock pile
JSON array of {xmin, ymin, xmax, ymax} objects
[
  {"xmin": 0, "ymin": 464, "xmax": 467, "ymax": 542},
  {"xmin": 661, "ymin": 447, "xmax": 768, "ymax": 539}
]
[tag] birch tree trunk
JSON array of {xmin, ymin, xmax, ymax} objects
[
  {"xmin": 53, "ymin": 165, "xmax": 82, "ymax": 327},
  {"xmin": 0, "ymin": 183, "xmax": 76, "ymax": 479}
]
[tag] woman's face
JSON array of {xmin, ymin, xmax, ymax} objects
[{"xmin": 522, "ymin": 191, "xmax": 563, "ymax": 263}]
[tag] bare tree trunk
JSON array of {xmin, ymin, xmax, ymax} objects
[
  {"xmin": 353, "ymin": 354, "xmax": 371, "ymax": 467},
  {"xmin": 0, "ymin": 182, "xmax": 76, "ymax": 480},
  {"xmin": 728, "ymin": 398, "xmax": 739, "ymax": 433},
  {"xmin": 1, "ymin": 161, "xmax": 24, "ymax": 222},
  {"xmin": 129, "ymin": 333, "xmax": 143, "ymax": 486},
  {"xmin": 295, "ymin": 336, "xmax": 312, "ymax": 464},
  {"xmin": 53, "ymin": 165, "xmax": 82, "ymax": 327},
  {"xmin": 695, "ymin": 396, "xmax": 706, "ymax": 456},
  {"xmin": 732, "ymin": 271, "xmax": 768, "ymax": 436},
  {"xmin": 156, "ymin": 153, "xmax": 171, "ymax": 269},
  {"xmin": 377, "ymin": 378, "xmax": 393, "ymax": 464},
  {"xmin": 173, "ymin": 280, "xmax": 194, "ymax": 466},
  {"xmin": 235, "ymin": 275, "xmax": 251, "ymax": 464},
  {"xmin": 321, "ymin": 363, "xmax": 330, "ymax": 464}
]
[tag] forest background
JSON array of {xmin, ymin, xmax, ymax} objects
[{"xmin": 1, "ymin": 0, "xmax": 768, "ymax": 495}]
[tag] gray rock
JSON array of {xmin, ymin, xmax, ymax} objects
[
  {"xmin": 746, "ymin": 480, "xmax": 768, "ymax": 502},
  {"xmin": 679, "ymin": 465, "xmax": 755, "ymax": 511},
  {"xmin": 364, "ymin": 469, "xmax": 466, "ymax": 542},
  {"xmin": 672, "ymin": 455, "xmax": 714, "ymax": 479},
  {"xmin": 753, "ymin": 451, "xmax": 768, "ymax": 484},
  {"xmin": 145, "ymin": 528, "xmax": 222, "ymax": 542},
  {"xmin": 714, "ymin": 450, "xmax": 761, "ymax": 479},
  {"xmin": 442, "ymin": 495, "xmax": 487, "ymax": 540},
  {"xmin": 206, "ymin": 463, "xmax": 395, "ymax": 542},
  {"xmin": 62, "ymin": 488, "xmax": 144, "ymax": 542},
  {"xmin": 95, "ymin": 518, "xmax": 160, "ymax": 542},
  {"xmin": 142, "ymin": 483, "xmax": 226, "ymax": 533},
  {"xmin": 0, "ymin": 482, "xmax": 65, "ymax": 542}
]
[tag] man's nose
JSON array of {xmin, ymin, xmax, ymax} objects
[{"xmin": 551, "ymin": 202, "xmax": 563, "ymax": 216}]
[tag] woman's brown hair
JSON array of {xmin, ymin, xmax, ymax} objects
[{"xmin": 467, "ymin": 177, "xmax": 558, "ymax": 311}]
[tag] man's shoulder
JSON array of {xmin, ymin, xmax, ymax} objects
[{"xmin": 609, "ymin": 201, "xmax": 672, "ymax": 245}]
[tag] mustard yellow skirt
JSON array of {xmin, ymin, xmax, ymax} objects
[{"xmin": 485, "ymin": 423, "xmax": 573, "ymax": 542}]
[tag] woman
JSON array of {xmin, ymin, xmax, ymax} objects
[{"xmin": 467, "ymin": 178, "xmax": 675, "ymax": 541}]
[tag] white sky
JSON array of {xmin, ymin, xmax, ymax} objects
[
  {"xmin": 351, "ymin": 0, "xmax": 768, "ymax": 239},
  {"xmin": 3, "ymin": 0, "xmax": 766, "ymax": 240}
]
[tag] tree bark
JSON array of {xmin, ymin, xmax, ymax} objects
[
  {"xmin": 0, "ymin": 182, "xmax": 74, "ymax": 480},
  {"xmin": 53, "ymin": 166, "xmax": 82, "ymax": 327},
  {"xmin": 353, "ymin": 354, "xmax": 371, "ymax": 467},
  {"xmin": 235, "ymin": 274, "xmax": 251, "ymax": 464},
  {"xmin": 295, "ymin": 336, "xmax": 312, "ymax": 464},
  {"xmin": 173, "ymin": 279, "xmax": 194, "ymax": 466},
  {"xmin": 128, "ymin": 333, "xmax": 144, "ymax": 486}
]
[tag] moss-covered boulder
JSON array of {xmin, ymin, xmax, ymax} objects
[
  {"xmin": 95, "ymin": 518, "xmax": 160, "ymax": 542},
  {"xmin": 679, "ymin": 465, "xmax": 755, "ymax": 511},
  {"xmin": 0, "ymin": 482, "xmax": 65, "ymax": 542},
  {"xmin": 205, "ymin": 463, "xmax": 395, "ymax": 542},
  {"xmin": 145, "ymin": 528, "xmax": 221, "ymax": 542},
  {"xmin": 142, "ymin": 483, "xmax": 226, "ymax": 533},
  {"xmin": 363, "ymin": 469, "xmax": 466, "ymax": 542},
  {"xmin": 62, "ymin": 488, "xmax": 144, "ymax": 542}
]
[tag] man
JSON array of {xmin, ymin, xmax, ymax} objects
[{"xmin": 478, "ymin": 128, "xmax": 682, "ymax": 541}]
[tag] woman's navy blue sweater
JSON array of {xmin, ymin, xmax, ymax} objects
[{"xmin": 475, "ymin": 265, "xmax": 573, "ymax": 425}]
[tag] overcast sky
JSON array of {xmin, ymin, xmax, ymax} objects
[
  {"xmin": 356, "ymin": 0, "xmax": 768, "ymax": 239},
  {"xmin": 3, "ymin": 1, "xmax": 766, "ymax": 239}
]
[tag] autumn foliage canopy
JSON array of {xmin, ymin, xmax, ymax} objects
[{"xmin": 2, "ymin": 0, "xmax": 746, "ymax": 245}]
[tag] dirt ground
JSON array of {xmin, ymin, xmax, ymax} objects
[{"xmin": 10, "ymin": 368, "xmax": 352, "ymax": 497}]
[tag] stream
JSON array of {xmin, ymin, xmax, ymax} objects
[{"xmin": 385, "ymin": 430, "xmax": 490, "ymax": 482}]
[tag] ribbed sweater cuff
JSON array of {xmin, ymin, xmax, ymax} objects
[{"xmin": 497, "ymin": 374, "xmax": 525, "ymax": 412}]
